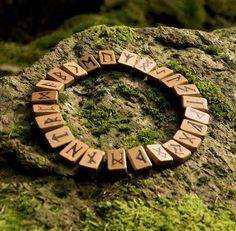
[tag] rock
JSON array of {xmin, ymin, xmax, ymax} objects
[{"xmin": 0, "ymin": 25, "xmax": 235, "ymax": 206}]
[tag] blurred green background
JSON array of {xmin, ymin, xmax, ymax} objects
[{"xmin": 0, "ymin": 0, "xmax": 236, "ymax": 75}]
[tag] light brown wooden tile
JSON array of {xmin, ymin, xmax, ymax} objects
[
  {"xmin": 33, "ymin": 104, "xmax": 60, "ymax": 116},
  {"xmin": 148, "ymin": 67, "xmax": 173, "ymax": 81},
  {"xmin": 36, "ymin": 80, "xmax": 64, "ymax": 93},
  {"xmin": 118, "ymin": 50, "xmax": 138, "ymax": 67},
  {"xmin": 47, "ymin": 67, "xmax": 74, "ymax": 87},
  {"xmin": 134, "ymin": 57, "xmax": 156, "ymax": 74},
  {"xmin": 126, "ymin": 146, "xmax": 152, "ymax": 171},
  {"xmin": 98, "ymin": 50, "xmax": 116, "ymax": 65},
  {"xmin": 59, "ymin": 139, "xmax": 89, "ymax": 163},
  {"xmin": 180, "ymin": 119, "xmax": 208, "ymax": 138},
  {"xmin": 45, "ymin": 126, "xmax": 74, "ymax": 148},
  {"xmin": 35, "ymin": 113, "xmax": 65, "ymax": 133},
  {"xmin": 146, "ymin": 144, "xmax": 173, "ymax": 166},
  {"xmin": 31, "ymin": 91, "xmax": 58, "ymax": 104},
  {"xmin": 173, "ymin": 130, "xmax": 202, "ymax": 151},
  {"xmin": 174, "ymin": 84, "xmax": 200, "ymax": 96},
  {"xmin": 184, "ymin": 107, "xmax": 210, "ymax": 125},
  {"xmin": 163, "ymin": 139, "xmax": 191, "ymax": 162},
  {"xmin": 182, "ymin": 96, "xmax": 208, "ymax": 112},
  {"xmin": 78, "ymin": 55, "xmax": 101, "ymax": 72},
  {"xmin": 107, "ymin": 149, "xmax": 127, "ymax": 172},
  {"xmin": 79, "ymin": 148, "xmax": 105, "ymax": 171},
  {"xmin": 162, "ymin": 74, "xmax": 188, "ymax": 88},
  {"xmin": 62, "ymin": 61, "xmax": 88, "ymax": 80}
]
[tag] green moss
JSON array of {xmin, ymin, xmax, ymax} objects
[
  {"xmin": 167, "ymin": 60, "xmax": 236, "ymax": 124},
  {"xmin": 58, "ymin": 93, "xmax": 69, "ymax": 105},
  {"xmin": 82, "ymin": 194, "xmax": 236, "ymax": 230},
  {"xmin": 87, "ymin": 25, "xmax": 137, "ymax": 47}
]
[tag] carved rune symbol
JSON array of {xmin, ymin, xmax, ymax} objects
[
  {"xmin": 88, "ymin": 152, "xmax": 96, "ymax": 164},
  {"xmin": 67, "ymin": 143, "xmax": 83, "ymax": 157},
  {"xmin": 111, "ymin": 153, "xmax": 123, "ymax": 165},
  {"xmin": 179, "ymin": 132, "xmax": 195, "ymax": 144},
  {"xmin": 53, "ymin": 72, "xmax": 67, "ymax": 81},
  {"xmin": 152, "ymin": 147, "xmax": 166, "ymax": 158},
  {"xmin": 44, "ymin": 117, "xmax": 61, "ymax": 124},
  {"xmin": 139, "ymin": 59, "xmax": 153, "ymax": 71},
  {"xmin": 170, "ymin": 144, "xmax": 184, "ymax": 154},
  {"xmin": 123, "ymin": 52, "xmax": 135, "ymax": 63},
  {"xmin": 136, "ymin": 150, "xmax": 146, "ymax": 163},
  {"xmin": 38, "ymin": 92, "xmax": 50, "ymax": 99},
  {"xmin": 101, "ymin": 52, "xmax": 114, "ymax": 62},
  {"xmin": 187, "ymin": 121, "xmax": 203, "ymax": 132}
]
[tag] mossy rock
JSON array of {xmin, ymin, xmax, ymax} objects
[{"xmin": 0, "ymin": 25, "xmax": 235, "ymax": 230}]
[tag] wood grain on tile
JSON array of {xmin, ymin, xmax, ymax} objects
[
  {"xmin": 180, "ymin": 119, "xmax": 208, "ymax": 138},
  {"xmin": 146, "ymin": 144, "xmax": 173, "ymax": 166},
  {"xmin": 126, "ymin": 146, "xmax": 152, "ymax": 171},
  {"xmin": 162, "ymin": 74, "xmax": 188, "ymax": 88},
  {"xmin": 107, "ymin": 149, "xmax": 127, "ymax": 172},
  {"xmin": 36, "ymin": 80, "xmax": 64, "ymax": 93},
  {"xmin": 62, "ymin": 61, "xmax": 88, "ymax": 79},
  {"xmin": 78, "ymin": 55, "xmax": 101, "ymax": 72},
  {"xmin": 184, "ymin": 107, "xmax": 210, "ymax": 125},
  {"xmin": 47, "ymin": 67, "xmax": 74, "ymax": 87},
  {"xmin": 60, "ymin": 139, "xmax": 89, "ymax": 163},
  {"xmin": 163, "ymin": 139, "xmax": 191, "ymax": 162},
  {"xmin": 31, "ymin": 91, "xmax": 58, "ymax": 104},
  {"xmin": 173, "ymin": 130, "xmax": 202, "ymax": 151},
  {"xmin": 118, "ymin": 50, "xmax": 138, "ymax": 67},
  {"xmin": 45, "ymin": 126, "xmax": 74, "ymax": 148},
  {"xmin": 182, "ymin": 96, "xmax": 208, "ymax": 112},
  {"xmin": 35, "ymin": 113, "xmax": 65, "ymax": 132},
  {"xmin": 79, "ymin": 148, "xmax": 105, "ymax": 171},
  {"xmin": 174, "ymin": 84, "xmax": 200, "ymax": 96},
  {"xmin": 33, "ymin": 104, "xmax": 60, "ymax": 116},
  {"xmin": 98, "ymin": 50, "xmax": 116, "ymax": 65}
]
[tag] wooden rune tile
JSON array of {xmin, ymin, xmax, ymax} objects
[
  {"xmin": 118, "ymin": 50, "xmax": 138, "ymax": 67},
  {"xmin": 162, "ymin": 74, "xmax": 188, "ymax": 88},
  {"xmin": 59, "ymin": 139, "xmax": 89, "ymax": 163},
  {"xmin": 173, "ymin": 130, "xmax": 202, "ymax": 151},
  {"xmin": 126, "ymin": 146, "xmax": 152, "ymax": 171},
  {"xmin": 174, "ymin": 84, "xmax": 200, "ymax": 96},
  {"xmin": 33, "ymin": 104, "xmax": 60, "ymax": 116},
  {"xmin": 184, "ymin": 107, "xmax": 210, "ymax": 125},
  {"xmin": 47, "ymin": 67, "xmax": 74, "ymax": 87},
  {"xmin": 45, "ymin": 126, "xmax": 74, "ymax": 148},
  {"xmin": 182, "ymin": 96, "xmax": 208, "ymax": 112},
  {"xmin": 163, "ymin": 139, "xmax": 191, "ymax": 163},
  {"xmin": 148, "ymin": 67, "xmax": 173, "ymax": 81},
  {"xmin": 31, "ymin": 91, "xmax": 58, "ymax": 104},
  {"xmin": 35, "ymin": 113, "xmax": 65, "ymax": 133},
  {"xmin": 62, "ymin": 61, "xmax": 88, "ymax": 80},
  {"xmin": 146, "ymin": 144, "xmax": 173, "ymax": 166},
  {"xmin": 180, "ymin": 119, "xmax": 208, "ymax": 138},
  {"xmin": 36, "ymin": 80, "xmax": 64, "ymax": 93},
  {"xmin": 107, "ymin": 149, "xmax": 127, "ymax": 172},
  {"xmin": 98, "ymin": 50, "xmax": 117, "ymax": 65},
  {"xmin": 78, "ymin": 55, "xmax": 101, "ymax": 72},
  {"xmin": 134, "ymin": 57, "xmax": 156, "ymax": 74},
  {"xmin": 79, "ymin": 148, "xmax": 105, "ymax": 171}
]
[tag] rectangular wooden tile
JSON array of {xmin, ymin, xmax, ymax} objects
[
  {"xmin": 173, "ymin": 130, "xmax": 202, "ymax": 151},
  {"xmin": 182, "ymin": 96, "xmax": 208, "ymax": 112},
  {"xmin": 35, "ymin": 113, "xmax": 65, "ymax": 133},
  {"xmin": 163, "ymin": 139, "xmax": 191, "ymax": 163},
  {"xmin": 145, "ymin": 144, "xmax": 173, "ymax": 166},
  {"xmin": 134, "ymin": 57, "xmax": 156, "ymax": 74},
  {"xmin": 98, "ymin": 50, "xmax": 116, "ymax": 65},
  {"xmin": 31, "ymin": 91, "xmax": 58, "ymax": 104},
  {"xmin": 62, "ymin": 61, "xmax": 88, "ymax": 80},
  {"xmin": 118, "ymin": 50, "xmax": 138, "ymax": 67},
  {"xmin": 47, "ymin": 67, "xmax": 74, "ymax": 87},
  {"xmin": 79, "ymin": 148, "xmax": 105, "ymax": 171},
  {"xmin": 45, "ymin": 126, "xmax": 74, "ymax": 148},
  {"xmin": 107, "ymin": 149, "xmax": 127, "ymax": 172},
  {"xmin": 126, "ymin": 146, "xmax": 152, "ymax": 171},
  {"xmin": 148, "ymin": 67, "xmax": 173, "ymax": 81},
  {"xmin": 180, "ymin": 119, "xmax": 208, "ymax": 138},
  {"xmin": 78, "ymin": 55, "xmax": 101, "ymax": 72},
  {"xmin": 32, "ymin": 104, "xmax": 60, "ymax": 116},
  {"xmin": 162, "ymin": 74, "xmax": 188, "ymax": 88},
  {"xmin": 59, "ymin": 139, "xmax": 89, "ymax": 163},
  {"xmin": 174, "ymin": 84, "xmax": 200, "ymax": 96},
  {"xmin": 36, "ymin": 80, "xmax": 64, "ymax": 93},
  {"xmin": 184, "ymin": 107, "xmax": 210, "ymax": 125}
]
